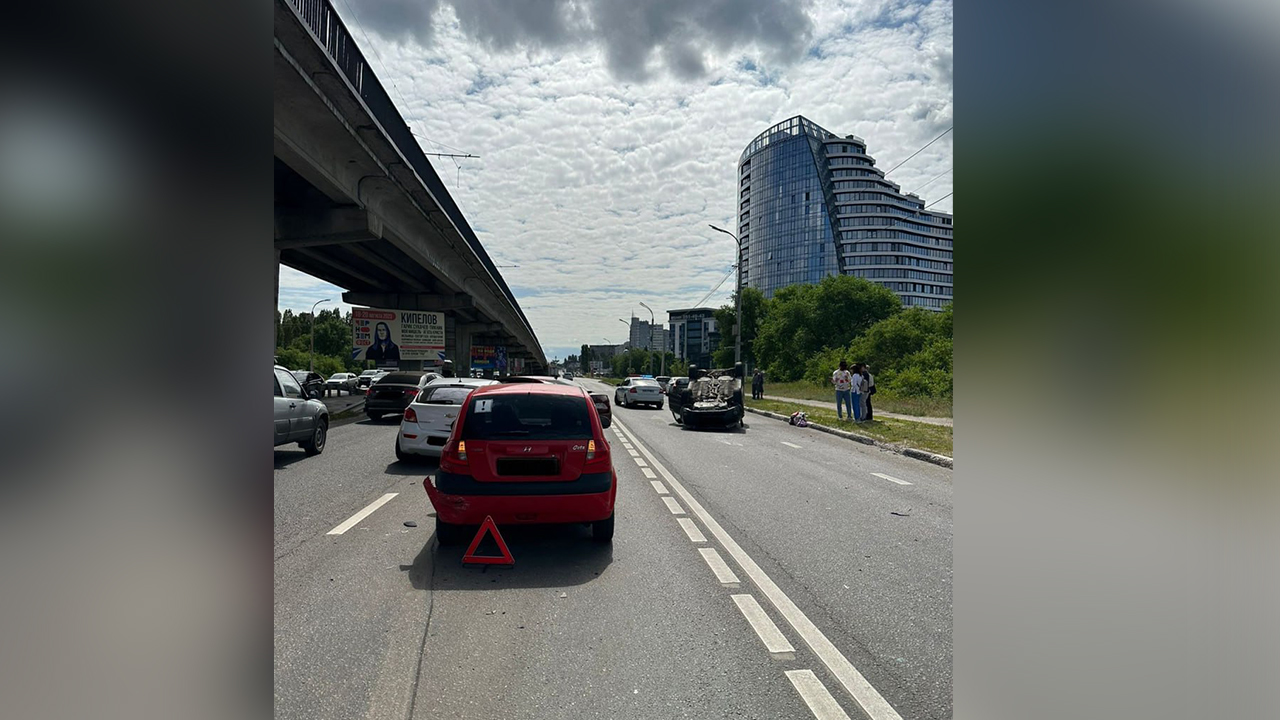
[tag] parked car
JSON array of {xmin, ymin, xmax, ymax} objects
[
  {"xmin": 291, "ymin": 370, "xmax": 325, "ymax": 399},
  {"xmin": 275, "ymin": 365, "xmax": 329, "ymax": 455},
  {"xmin": 672, "ymin": 363, "xmax": 745, "ymax": 429},
  {"xmin": 424, "ymin": 382, "xmax": 617, "ymax": 544},
  {"xmin": 614, "ymin": 377, "xmax": 664, "ymax": 409},
  {"xmin": 396, "ymin": 377, "xmax": 497, "ymax": 460},
  {"xmin": 365, "ymin": 371, "xmax": 440, "ymax": 421},
  {"xmin": 325, "ymin": 372, "xmax": 358, "ymax": 394},
  {"xmin": 655, "ymin": 376, "xmax": 672, "ymax": 393},
  {"xmin": 665, "ymin": 377, "xmax": 690, "ymax": 423}
]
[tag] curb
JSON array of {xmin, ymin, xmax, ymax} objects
[{"xmin": 744, "ymin": 406, "xmax": 953, "ymax": 469}]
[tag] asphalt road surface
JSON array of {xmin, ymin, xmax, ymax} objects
[{"xmin": 274, "ymin": 378, "xmax": 952, "ymax": 720}]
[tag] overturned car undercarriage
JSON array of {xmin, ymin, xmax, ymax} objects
[{"xmin": 673, "ymin": 363, "xmax": 745, "ymax": 429}]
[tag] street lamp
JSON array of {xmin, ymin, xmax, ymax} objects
[
  {"xmin": 708, "ymin": 224, "xmax": 743, "ymax": 366},
  {"xmin": 639, "ymin": 301, "xmax": 663, "ymax": 376},
  {"xmin": 310, "ymin": 298, "xmax": 331, "ymax": 373}
]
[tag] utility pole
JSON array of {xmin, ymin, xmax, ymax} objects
[
  {"xmin": 708, "ymin": 225, "xmax": 743, "ymax": 366},
  {"xmin": 309, "ymin": 298, "xmax": 330, "ymax": 373},
  {"xmin": 639, "ymin": 302, "xmax": 662, "ymax": 376}
]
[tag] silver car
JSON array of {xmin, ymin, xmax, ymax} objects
[{"xmin": 274, "ymin": 365, "xmax": 329, "ymax": 455}]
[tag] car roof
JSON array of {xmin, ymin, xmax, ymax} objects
[
  {"xmin": 425, "ymin": 377, "xmax": 494, "ymax": 386},
  {"xmin": 471, "ymin": 382, "xmax": 586, "ymax": 398}
]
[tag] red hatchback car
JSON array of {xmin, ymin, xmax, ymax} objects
[{"xmin": 424, "ymin": 383, "xmax": 616, "ymax": 544}]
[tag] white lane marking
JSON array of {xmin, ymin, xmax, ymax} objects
[
  {"xmin": 612, "ymin": 418, "xmax": 903, "ymax": 720},
  {"xmin": 676, "ymin": 517, "xmax": 706, "ymax": 543},
  {"xmin": 643, "ymin": 467, "xmax": 659, "ymax": 480},
  {"xmin": 872, "ymin": 472, "xmax": 912, "ymax": 485},
  {"xmin": 626, "ymin": 448, "xmax": 640, "ymax": 457},
  {"xmin": 326, "ymin": 493, "xmax": 398, "ymax": 535},
  {"xmin": 634, "ymin": 456, "xmax": 648, "ymax": 468},
  {"xmin": 781, "ymin": 441, "xmax": 803, "ymax": 449},
  {"xmin": 698, "ymin": 547, "xmax": 741, "ymax": 585},
  {"xmin": 732, "ymin": 594, "xmax": 795, "ymax": 654},
  {"xmin": 785, "ymin": 670, "xmax": 853, "ymax": 720},
  {"xmin": 661, "ymin": 496, "xmax": 686, "ymax": 515}
]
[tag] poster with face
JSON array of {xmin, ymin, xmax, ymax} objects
[{"xmin": 352, "ymin": 308, "xmax": 445, "ymax": 362}]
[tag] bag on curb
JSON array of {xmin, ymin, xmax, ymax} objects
[{"xmin": 789, "ymin": 411, "xmax": 809, "ymax": 428}]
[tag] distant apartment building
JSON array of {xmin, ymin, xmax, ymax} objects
[
  {"xmin": 737, "ymin": 115, "xmax": 953, "ymax": 310},
  {"xmin": 628, "ymin": 317, "xmax": 668, "ymax": 353},
  {"xmin": 667, "ymin": 308, "xmax": 720, "ymax": 370}
]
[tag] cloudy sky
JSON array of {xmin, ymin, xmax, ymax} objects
[{"xmin": 278, "ymin": 0, "xmax": 953, "ymax": 361}]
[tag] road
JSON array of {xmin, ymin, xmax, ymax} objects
[{"xmin": 274, "ymin": 378, "xmax": 952, "ymax": 720}]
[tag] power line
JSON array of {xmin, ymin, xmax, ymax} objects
[
  {"xmin": 908, "ymin": 167, "xmax": 952, "ymax": 196},
  {"xmin": 694, "ymin": 265, "xmax": 737, "ymax": 308},
  {"xmin": 925, "ymin": 191, "xmax": 953, "ymax": 209},
  {"xmin": 884, "ymin": 126, "xmax": 953, "ymax": 176}
]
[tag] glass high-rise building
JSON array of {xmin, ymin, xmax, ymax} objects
[{"xmin": 737, "ymin": 115, "xmax": 953, "ymax": 310}]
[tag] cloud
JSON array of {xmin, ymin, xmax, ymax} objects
[
  {"xmin": 345, "ymin": 0, "xmax": 815, "ymax": 81},
  {"xmin": 285, "ymin": 0, "xmax": 953, "ymax": 360}
]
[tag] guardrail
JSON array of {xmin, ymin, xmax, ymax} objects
[{"xmin": 283, "ymin": 0, "xmax": 534, "ymax": 339}]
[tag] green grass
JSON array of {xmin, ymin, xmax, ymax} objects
[
  {"xmin": 596, "ymin": 377, "xmax": 623, "ymax": 386},
  {"xmin": 747, "ymin": 398, "xmax": 953, "ymax": 457},
  {"xmin": 762, "ymin": 380, "xmax": 952, "ymax": 418}
]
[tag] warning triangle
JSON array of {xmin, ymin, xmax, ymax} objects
[{"xmin": 462, "ymin": 515, "xmax": 515, "ymax": 566}]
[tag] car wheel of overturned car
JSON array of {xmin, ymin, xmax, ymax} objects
[
  {"xmin": 435, "ymin": 518, "xmax": 468, "ymax": 546},
  {"xmin": 302, "ymin": 418, "xmax": 327, "ymax": 456},
  {"xmin": 592, "ymin": 513, "xmax": 615, "ymax": 542}
]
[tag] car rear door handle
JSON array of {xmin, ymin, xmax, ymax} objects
[{"xmin": 289, "ymin": 402, "xmax": 296, "ymax": 408}]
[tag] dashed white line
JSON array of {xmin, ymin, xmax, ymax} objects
[
  {"xmin": 326, "ymin": 493, "xmax": 398, "ymax": 535},
  {"xmin": 612, "ymin": 418, "xmax": 903, "ymax": 720},
  {"xmin": 676, "ymin": 517, "xmax": 706, "ymax": 543},
  {"xmin": 871, "ymin": 472, "xmax": 912, "ymax": 485},
  {"xmin": 643, "ymin": 467, "xmax": 659, "ymax": 480},
  {"xmin": 698, "ymin": 547, "xmax": 741, "ymax": 585},
  {"xmin": 626, "ymin": 447, "xmax": 640, "ymax": 457},
  {"xmin": 781, "ymin": 441, "xmax": 803, "ymax": 449},
  {"xmin": 661, "ymin": 496, "xmax": 685, "ymax": 515},
  {"xmin": 633, "ymin": 456, "xmax": 649, "ymax": 468},
  {"xmin": 785, "ymin": 670, "xmax": 853, "ymax": 720},
  {"xmin": 732, "ymin": 594, "xmax": 795, "ymax": 655}
]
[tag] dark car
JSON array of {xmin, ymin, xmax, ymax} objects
[
  {"xmin": 275, "ymin": 366, "xmax": 329, "ymax": 455},
  {"xmin": 365, "ymin": 371, "xmax": 441, "ymax": 421},
  {"xmin": 672, "ymin": 364, "xmax": 744, "ymax": 429},
  {"xmin": 291, "ymin": 370, "xmax": 325, "ymax": 400},
  {"xmin": 424, "ymin": 383, "xmax": 617, "ymax": 544},
  {"xmin": 666, "ymin": 376, "xmax": 690, "ymax": 423}
]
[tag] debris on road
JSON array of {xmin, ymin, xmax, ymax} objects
[
  {"xmin": 890, "ymin": 511, "xmax": 911, "ymax": 517},
  {"xmin": 404, "ymin": 520, "xmax": 418, "ymax": 527},
  {"xmin": 558, "ymin": 592, "xmax": 568, "ymax": 599}
]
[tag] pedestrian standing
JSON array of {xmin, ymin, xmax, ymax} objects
[
  {"xmin": 832, "ymin": 360, "xmax": 854, "ymax": 421},
  {"xmin": 863, "ymin": 364, "xmax": 876, "ymax": 421},
  {"xmin": 851, "ymin": 363, "xmax": 866, "ymax": 423},
  {"xmin": 752, "ymin": 369, "xmax": 764, "ymax": 399}
]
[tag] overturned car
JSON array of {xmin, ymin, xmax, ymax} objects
[{"xmin": 670, "ymin": 363, "xmax": 745, "ymax": 429}]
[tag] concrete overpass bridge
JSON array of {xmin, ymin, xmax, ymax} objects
[{"xmin": 274, "ymin": 0, "xmax": 546, "ymax": 373}]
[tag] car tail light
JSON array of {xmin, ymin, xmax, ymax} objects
[
  {"xmin": 439, "ymin": 440, "xmax": 468, "ymax": 473},
  {"xmin": 404, "ymin": 388, "xmax": 420, "ymax": 397},
  {"xmin": 583, "ymin": 438, "xmax": 610, "ymax": 473},
  {"xmin": 404, "ymin": 407, "xmax": 418, "ymax": 423},
  {"xmin": 456, "ymin": 440, "xmax": 467, "ymax": 461},
  {"xmin": 366, "ymin": 387, "xmax": 374, "ymax": 397},
  {"xmin": 629, "ymin": 387, "xmax": 637, "ymax": 393}
]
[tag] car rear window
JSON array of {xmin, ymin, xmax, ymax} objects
[
  {"xmin": 379, "ymin": 372, "xmax": 424, "ymax": 385},
  {"xmin": 462, "ymin": 393, "xmax": 592, "ymax": 440},
  {"xmin": 420, "ymin": 386, "xmax": 474, "ymax": 404},
  {"xmin": 634, "ymin": 379, "xmax": 659, "ymax": 387}
]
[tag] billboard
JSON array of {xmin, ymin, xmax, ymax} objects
[
  {"xmin": 351, "ymin": 308, "xmax": 445, "ymax": 364},
  {"xmin": 470, "ymin": 345, "xmax": 507, "ymax": 372}
]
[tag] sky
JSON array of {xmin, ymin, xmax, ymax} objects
[{"xmin": 277, "ymin": 0, "xmax": 953, "ymax": 362}]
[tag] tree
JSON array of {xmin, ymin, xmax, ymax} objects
[
  {"xmin": 712, "ymin": 286, "xmax": 766, "ymax": 368},
  {"xmin": 753, "ymin": 275, "xmax": 901, "ymax": 382}
]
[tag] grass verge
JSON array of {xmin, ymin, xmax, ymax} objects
[
  {"xmin": 762, "ymin": 381, "xmax": 952, "ymax": 418},
  {"xmin": 747, "ymin": 397, "xmax": 953, "ymax": 457}
]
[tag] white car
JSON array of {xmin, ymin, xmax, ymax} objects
[
  {"xmin": 614, "ymin": 377, "xmax": 664, "ymax": 409},
  {"xmin": 395, "ymin": 377, "xmax": 497, "ymax": 461},
  {"xmin": 324, "ymin": 372, "xmax": 358, "ymax": 393}
]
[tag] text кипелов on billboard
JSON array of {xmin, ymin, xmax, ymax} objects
[{"xmin": 352, "ymin": 308, "xmax": 445, "ymax": 363}]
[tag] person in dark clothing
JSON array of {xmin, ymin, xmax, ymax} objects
[
  {"xmin": 365, "ymin": 321, "xmax": 400, "ymax": 363},
  {"xmin": 862, "ymin": 364, "xmax": 876, "ymax": 420},
  {"xmin": 751, "ymin": 369, "xmax": 765, "ymax": 400}
]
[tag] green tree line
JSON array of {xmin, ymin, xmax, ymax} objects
[
  {"xmin": 711, "ymin": 275, "xmax": 952, "ymax": 399},
  {"xmin": 275, "ymin": 308, "xmax": 367, "ymax": 377}
]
